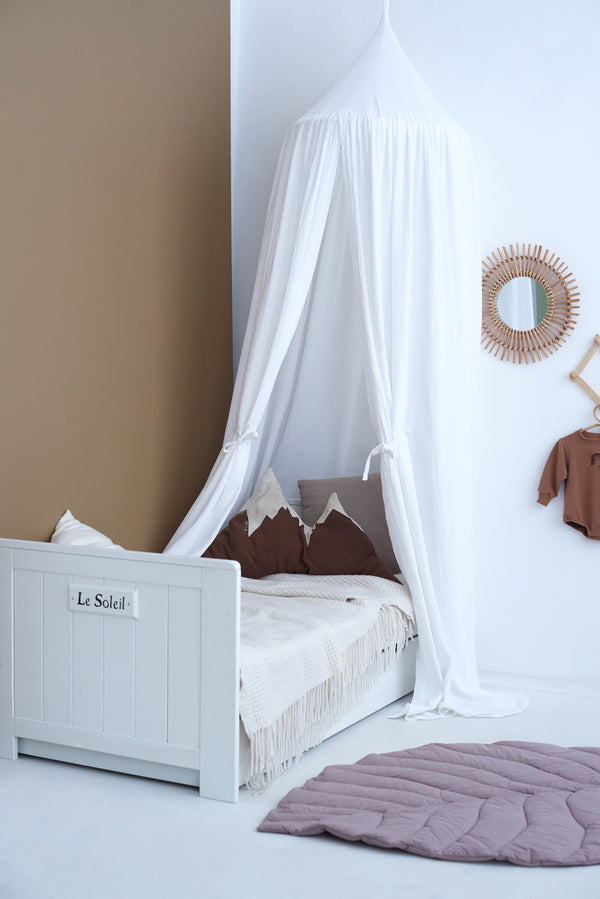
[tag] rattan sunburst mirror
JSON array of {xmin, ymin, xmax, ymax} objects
[{"xmin": 481, "ymin": 244, "xmax": 579, "ymax": 363}]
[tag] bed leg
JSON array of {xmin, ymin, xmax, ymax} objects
[{"xmin": 0, "ymin": 548, "xmax": 17, "ymax": 760}]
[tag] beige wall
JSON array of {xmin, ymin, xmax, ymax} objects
[{"xmin": 0, "ymin": 1, "xmax": 232, "ymax": 551}]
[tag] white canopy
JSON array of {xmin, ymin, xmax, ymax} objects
[{"xmin": 166, "ymin": 8, "xmax": 526, "ymax": 720}]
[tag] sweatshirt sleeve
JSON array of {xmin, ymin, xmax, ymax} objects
[{"xmin": 537, "ymin": 439, "xmax": 567, "ymax": 506}]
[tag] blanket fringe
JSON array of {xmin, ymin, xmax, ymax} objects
[{"xmin": 245, "ymin": 606, "xmax": 413, "ymax": 792}]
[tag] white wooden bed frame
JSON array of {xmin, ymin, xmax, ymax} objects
[{"xmin": 0, "ymin": 538, "xmax": 416, "ymax": 802}]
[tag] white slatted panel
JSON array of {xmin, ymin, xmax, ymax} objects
[
  {"xmin": 42, "ymin": 572, "xmax": 73, "ymax": 725},
  {"xmin": 14, "ymin": 570, "xmax": 43, "ymax": 720},
  {"xmin": 73, "ymin": 578, "xmax": 104, "ymax": 731},
  {"xmin": 167, "ymin": 586, "xmax": 201, "ymax": 749},
  {"xmin": 134, "ymin": 584, "xmax": 168, "ymax": 742},
  {"xmin": 4, "ymin": 540, "xmax": 240, "ymax": 799},
  {"xmin": 103, "ymin": 579, "xmax": 135, "ymax": 737},
  {"xmin": 0, "ymin": 547, "xmax": 17, "ymax": 759}
]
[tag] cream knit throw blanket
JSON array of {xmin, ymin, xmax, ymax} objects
[{"xmin": 240, "ymin": 573, "xmax": 415, "ymax": 790}]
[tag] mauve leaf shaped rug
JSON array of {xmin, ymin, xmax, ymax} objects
[{"xmin": 258, "ymin": 741, "xmax": 600, "ymax": 866}]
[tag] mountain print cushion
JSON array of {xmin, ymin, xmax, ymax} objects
[
  {"xmin": 203, "ymin": 469, "xmax": 308, "ymax": 578},
  {"xmin": 205, "ymin": 473, "xmax": 397, "ymax": 582},
  {"xmin": 303, "ymin": 493, "xmax": 397, "ymax": 582},
  {"xmin": 298, "ymin": 474, "xmax": 399, "ymax": 573}
]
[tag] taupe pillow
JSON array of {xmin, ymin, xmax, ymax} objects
[{"xmin": 298, "ymin": 474, "xmax": 399, "ymax": 573}]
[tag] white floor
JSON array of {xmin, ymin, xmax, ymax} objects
[{"xmin": 2, "ymin": 682, "xmax": 600, "ymax": 899}]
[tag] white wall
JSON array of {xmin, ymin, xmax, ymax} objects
[{"xmin": 231, "ymin": 0, "xmax": 600, "ymax": 685}]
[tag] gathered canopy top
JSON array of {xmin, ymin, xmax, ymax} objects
[
  {"xmin": 302, "ymin": 9, "xmax": 448, "ymax": 120},
  {"xmin": 166, "ymin": 9, "xmax": 527, "ymax": 724}
]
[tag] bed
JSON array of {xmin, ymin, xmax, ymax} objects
[
  {"xmin": 0, "ymin": 538, "xmax": 416, "ymax": 801},
  {"xmin": 0, "ymin": 473, "xmax": 417, "ymax": 802}
]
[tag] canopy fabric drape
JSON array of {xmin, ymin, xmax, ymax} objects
[{"xmin": 166, "ymin": 10, "xmax": 527, "ymax": 720}]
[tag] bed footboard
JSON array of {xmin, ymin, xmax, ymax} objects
[{"xmin": 0, "ymin": 540, "xmax": 240, "ymax": 802}]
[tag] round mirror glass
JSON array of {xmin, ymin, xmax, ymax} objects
[{"xmin": 496, "ymin": 276, "xmax": 549, "ymax": 330}]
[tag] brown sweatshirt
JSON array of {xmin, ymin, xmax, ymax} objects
[{"xmin": 538, "ymin": 429, "xmax": 600, "ymax": 538}]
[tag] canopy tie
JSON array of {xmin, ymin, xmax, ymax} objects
[
  {"xmin": 222, "ymin": 427, "xmax": 259, "ymax": 454},
  {"xmin": 362, "ymin": 425, "xmax": 411, "ymax": 481}
]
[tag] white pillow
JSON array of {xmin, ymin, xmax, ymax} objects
[{"xmin": 50, "ymin": 510, "xmax": 123, "ymax": 549}]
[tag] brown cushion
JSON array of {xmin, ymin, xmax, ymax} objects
[
  {"xmin": 298, "ymin": 474, "xmax": 399, "ymax": 573},
  {"xmin": 203, "ymin": 507, "xmax": 307, "ymax": 579},
  {"xmin": 302, "ymin": 493, "xmax": 397, "ymax": 582},
  {"xmin": 203, "ymin": 468, "xmax": 308, "ymax": 579}
]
